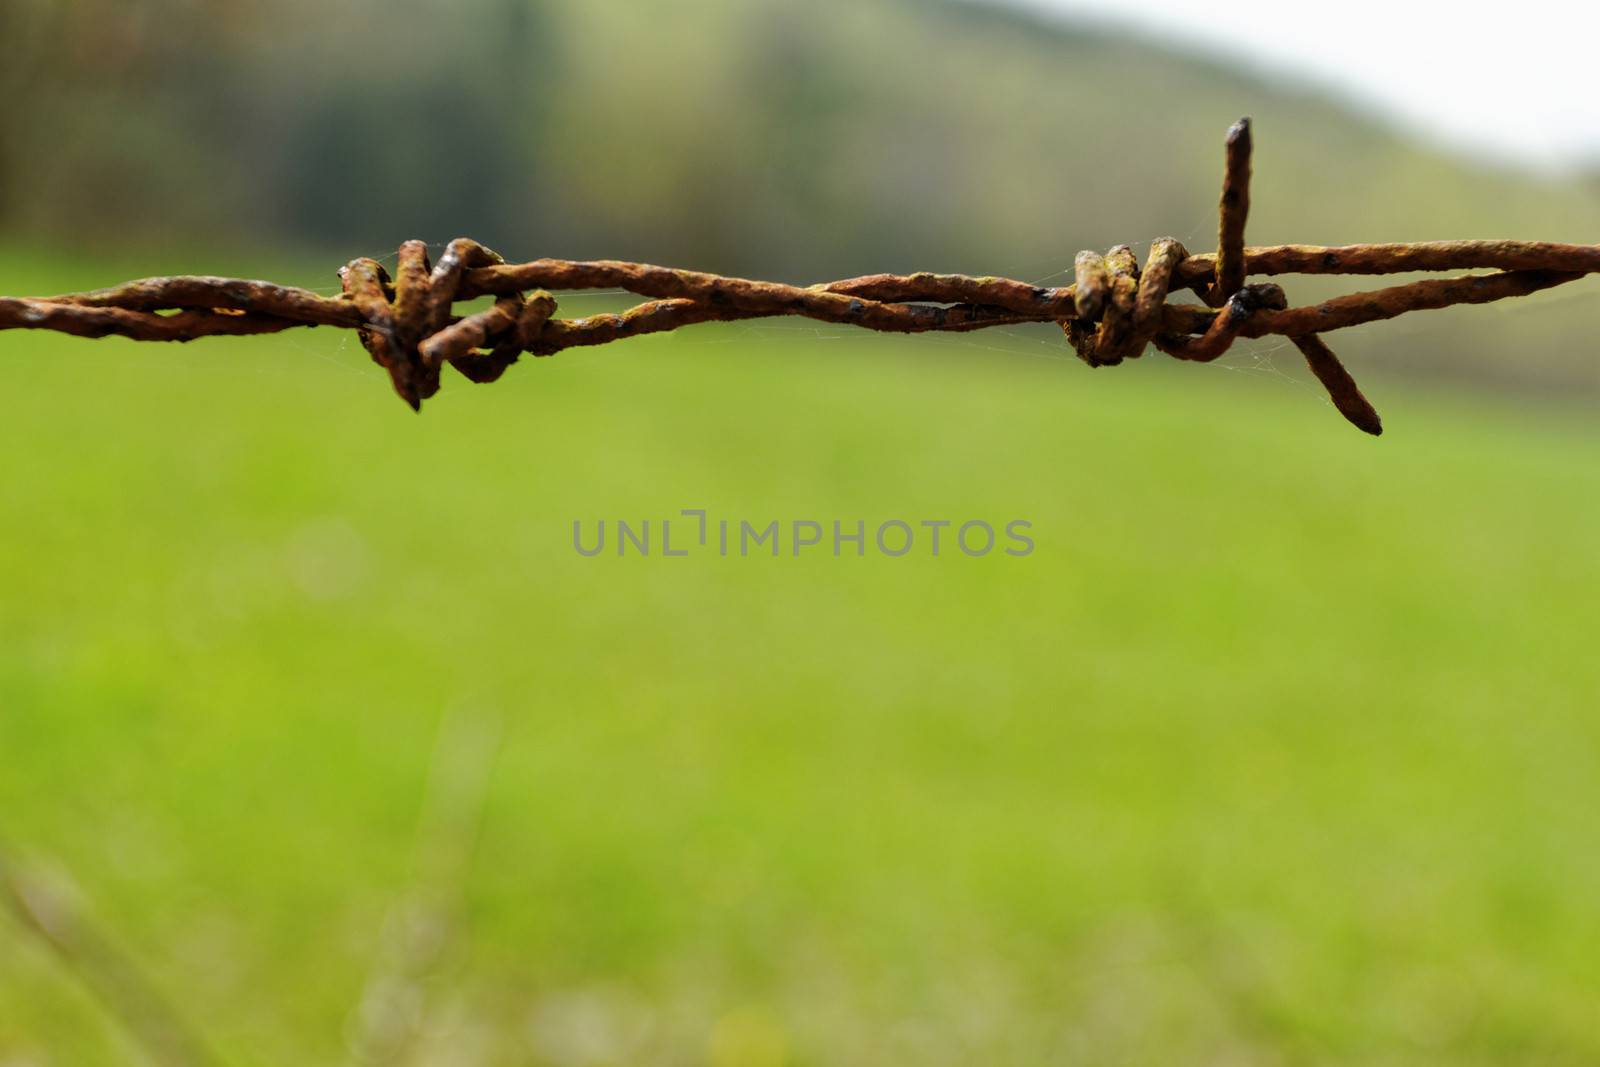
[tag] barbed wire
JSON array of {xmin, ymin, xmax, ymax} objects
[{"xmin": 3, "ymin": 118, "xmax": 1597, "ymax": 434}]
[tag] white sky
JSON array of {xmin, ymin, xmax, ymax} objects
[{"xmin": 988, "ymin": 0, "xmax": 1600, "ymax": 171}]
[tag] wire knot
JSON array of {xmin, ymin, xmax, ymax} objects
[
  {"xmin": 1056, "ymin": 119, "xmax": 1380, "ymax": 434},
  {"xmin": 1063, "ymin": 239, "xmax": 1201, "ymax": 367},
  {"xmin": 337, "ymin": 239, "xmax": 556, "ymax": 410}
]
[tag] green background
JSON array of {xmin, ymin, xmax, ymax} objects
[{"xmin": 3, "ymin": 1, "xmax": 1600, "ymax": 1064}]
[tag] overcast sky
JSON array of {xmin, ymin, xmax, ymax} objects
[{"xmin": 987, "ymin": 0, "xmax": 1600, "ymax": 171}]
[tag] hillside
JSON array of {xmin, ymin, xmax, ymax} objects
[{"xmin": 3, "ymin": 0, "xmax": 1597, "ymax": 388}]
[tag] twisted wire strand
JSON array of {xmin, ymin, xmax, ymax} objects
[{"xmin": 2, "ymin": 119, "xmax": 1596, "ymax": 433}]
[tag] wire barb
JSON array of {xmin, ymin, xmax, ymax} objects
[{"xmin": 2, "ymin": 119, "xmax": 1596, "ymax": 433}]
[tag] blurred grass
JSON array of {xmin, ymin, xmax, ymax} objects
[{"xmin": 2, "ymin": 250, "xmax": 1600, "ymax": 1066}]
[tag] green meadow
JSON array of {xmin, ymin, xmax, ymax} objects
[{"xmin": 2, "ymin": 252, "xmax": 1599, "ymax": 1066}]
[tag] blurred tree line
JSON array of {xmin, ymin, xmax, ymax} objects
[
  {"xmin": 0, "ymin": 0, "xmax": 551, "ymax": 248},
  {"xmin": 4, "ymin": 0, "xmax": 1598, "ymax": 386}
]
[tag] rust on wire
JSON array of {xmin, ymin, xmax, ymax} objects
[{"xmin": 3, "ymin": 119, "xmax": 1598, "ymax": 434}]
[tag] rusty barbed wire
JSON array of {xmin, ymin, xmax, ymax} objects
[{"xmin": 3, "ymin": 118, "xmax": 1598, "ymax": 434}]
